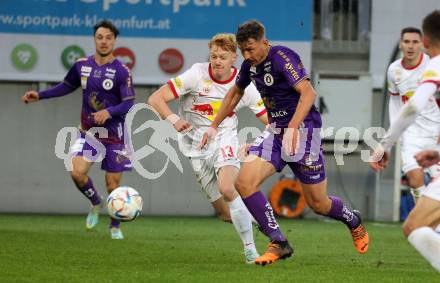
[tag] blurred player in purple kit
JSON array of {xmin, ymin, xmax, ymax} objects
[
  {"xmin": 200, "ymin": 20, "xmax": 369, "ymax": 265},
  {"xmin": 21, "ymin": 20, "xmax": 135, "ymax": 239}
]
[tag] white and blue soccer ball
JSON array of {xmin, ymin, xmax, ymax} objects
[{"xmin": 107, "ymin": 186, "xmax": 143, "ymax": 222}]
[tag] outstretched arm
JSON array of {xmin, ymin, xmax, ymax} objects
[
  {"xmin": 22, "ymin": 82, "xmax": 76, "ymax": 103},
  {"xmin": 198, "ymin": 85, "xmax": 244, "ymax": 148},
  {"xmin": 148, "ymin": 84, "xmax": 192, "ymax": 133},
  {"xmin": 257, "ymin": 112, "xmax": 269, "ymax": 125},
  {"xmin": 369, "ymin": 82, "xmax": 437, "ymax": 172},
  {"xmin": 381, "ymin": 82, "xmax": 437, "ymax": 152},
  {"xmin": 92, "ymin": 99, "xmax": 135, "ymax": 125},
  {"xmin": 212, "ymin": 84, "xmax": 245, "ymax": 129}
]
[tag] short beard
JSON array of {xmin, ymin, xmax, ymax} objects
[{"xmin": 97, "ymin": 51, "xmax": 112, "ymax": 58}]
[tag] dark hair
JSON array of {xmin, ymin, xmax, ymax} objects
[
  {"xmin": 400, "ymin": 27, "xmax": 422, "ymax": 39},
  {"xmin": 422, "ymin": 10, "xmax": 440, "ymax": 43},
  {"xmin": 93, "ymin": 20, "xmax": 119, "ymax": 38},
  {"xmin": 236, "ymin": 20, "xmax": 265, "ymax": 45}
]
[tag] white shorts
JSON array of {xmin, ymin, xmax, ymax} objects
[
  {"xmin": 401, "ymin": 136, "xmax": 438, "ymax": 173},
  {"xmin": 422, "ymin": 172, "xmax": 440, "ymax": 202},
  {"xmin": 189, "ymin": 130, "xmax": 240, "ymax": 202}
]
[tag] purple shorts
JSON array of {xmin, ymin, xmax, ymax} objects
[
  {"xmin": 248, "ymin": 128, "xmax": 326, "ymax": 184},
  {"xmin": 70, "ymin": 133, "xmax": 132, "ymax": 173}
]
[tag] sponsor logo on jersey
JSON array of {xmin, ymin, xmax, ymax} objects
[
  {"xmin": 81, "ymin": 66, "xmax": 92, "ymax": 73},
  {"xmin": 401, "ymin": 91, "xmax": 415, "ymax": 104},
  {"xmin": 191, "ymin": 103, "xmax": 214, "ymax": 116},
  {"xmin": 200, "ymin": 79, "xmax": 212, "ymax": 95},
  {"xmin": 264, "ymin": 61, "xmax": 272, "ymax": 72},
  {"xmin": 277, "ymin": 50, "xmax": 291, "ymax": 63},
  {"xmin": 93, "ymin": 69, "xmax": 102, "ymax": 78},
  {"xmin": 269, "ymin": 110, "xmax": 288, "ymax": 118},
  {"xmin": 394, "ymin": 69, "xmax": 402, "ymax": 83},
  {"xmin": 105, "ymin": 68, "xmax": 116, "ymax": 79},
  {"xmin": 172, "ymin": 77, "xmax": 183, "ymax": 90},
  {"xmin": 89, "ymin": 92, "xmax": 105, "ymax": 111},
  {"xmin": 264, "ymin": 73, "xmax": 274, "ymax": 86},
  {"xmin": 285, "ymin": 62, "xmax": 299, "ymax": 80},
  {"xmin": 81, "ymin": 77, "xmax": 87, "ymax": 89},
  {"xmin": 102, "ymin": 78, "xmax": 114, "ymax": 90},
  {"xmin": 190, "ymin": 100, "xmax": 234, "ymax": 120},
  {"xmin": 262, "ymin": 96, "xmax": 276, "ymax": 109},
  {"xmin": 423, "ymin": 70, "xmax": 439, "ymax": 80}
]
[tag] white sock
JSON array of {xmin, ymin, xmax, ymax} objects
[
  {"xmin": 410, "ymin": 185, "xmax": 425, "ymax": 201},
  {"xmin": 229, "ymin": 196, "xmax": 256, "ymax": 251},
  {"xmin": 408, "ymin": 227, "xmax": 440, "ymax": 272}
]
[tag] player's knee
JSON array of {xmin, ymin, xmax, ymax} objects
[
  {"xmin": 70, "ymin": 170, "xmax": 87, "ymax": 187},
  {"xmin": 234, "ymin": 177, "xmax": 254, "ymax": 196},
  {"xmin": 308, "ymin": 199, "xmax": 330, "ymax": 215},
  {"xmin": 106, "ymin": 182, "xmax": 119, "ymax": 193},
  {"xmin": 218, "ymin": 184, "xmax": 236, "ymax": 201},
  {"xmin": 402, "ymin": 219, "xmax": 419, "ymax": 238},
  {"xmin": 407, "ymin": 177, "xmax": 423, "ymax": 189}
]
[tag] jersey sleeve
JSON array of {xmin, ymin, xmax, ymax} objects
[
  {"xmin": 119, "ymin": 65, "xmax": 136, "ymax": 101},
  {"xmin": 167, "ymin": 63, "xmax": 201, "ymax": 98},
  {"xmin": 387, "ymin": 65, "xmax": 399, "ymax": 96},
  {"xmin": 235, "ymin": 61, "xmax": 252, "ymax": 90},
  {"xmin": 63, "ymin": 61, "xmax": 81, "ymax": 89},
  {"xmin": 388, "ymin": 95, "xmax": 402, "ymax": 124},
  {"xmin": 421, "ymin": 57, "xmax": 440, "ymax": 89},
  {"xmin": 275, "ymin": 48, "xmax": 308, "ymax": 88},
  {"xmin": 240, "ymin": 83, "xmax": 267, "ymax": 117},
  {"xmin": 381, "ymin": 82, "xmax": 438, "ymax": 152}
]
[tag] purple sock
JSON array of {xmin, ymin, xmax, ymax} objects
[
  {"xmin": 327, "ymin": 196, "xmax": 360, "ymax": 229},
  {"xmin": 75, "ymin": 177, "xmax": 101, "ymax": 206},
  {"xmin": 110, "ymin": 218, "xmax": 120, "ymax": 229},
  {"xmin": 242, "ymin": 191, "xmax": 286, "ymax": 242}
]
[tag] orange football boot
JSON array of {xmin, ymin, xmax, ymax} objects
[
  {"xmin": 351, "ymin": 211, "xmax": 369, "ymax": 254},
  {"xmin": 254, "ymin": 240, "xmax": 293, "ymax": 266}
]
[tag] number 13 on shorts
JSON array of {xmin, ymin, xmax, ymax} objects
[{"xmin": 220, "ymin": 145, "xmax": 235, "ymax": 159}]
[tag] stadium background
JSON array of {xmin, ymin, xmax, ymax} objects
[{"xmin": 0, "ymin": 0, "xmax": 439, "ymax": 221}]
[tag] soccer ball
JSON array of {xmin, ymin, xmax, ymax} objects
[{"xmin": 107, "ymin": 186, "xmax": 143, "ymax": 222}]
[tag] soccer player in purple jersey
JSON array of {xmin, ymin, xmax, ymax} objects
[
  {"xmin": 200, "ymin": 20, "xmax": 369, "ymax": 265},
  {"xmin": 21, "ymin": 20, "xmax": 135, "ymax": 239}
]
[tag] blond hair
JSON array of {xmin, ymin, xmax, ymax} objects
[{"xmin": 208, "ymin": 33, "xmax": 237, "ymax": 53}]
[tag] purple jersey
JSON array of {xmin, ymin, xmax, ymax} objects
[
  {"xmin": 64, "ymin": 56, "xmax": 135, "ymax": 144},
  {"xmin": 236, "ymin": 46, "xmax": 321, "ymax": 130}
]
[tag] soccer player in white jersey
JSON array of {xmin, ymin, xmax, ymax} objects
[
  {"xmin": 370, "ymin": 10, "xmax": 440, "ymax": 272},
  {"xmin": 387, "ymin": 27, "xmax": 440, "ymax": 201},
  {"xmin": 148, "ymin": 33, "xmax": 268, "ymax": 263}
]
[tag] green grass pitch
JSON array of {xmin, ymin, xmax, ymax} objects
[{"xmin": 0, "ymin": 215, "xmax": 438, "ymax": 282}]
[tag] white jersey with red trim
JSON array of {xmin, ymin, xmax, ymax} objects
[
  {"xmin": 168, "ymin": 62, "xmax": 266, "ymax": 158},
  {"xmin": 387, "ymin": 53, "xmax": 440, "ymax": 139},
  {"xmin": 421, "ymin": 54, "xmax": 440, "ymax": 88}
]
